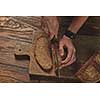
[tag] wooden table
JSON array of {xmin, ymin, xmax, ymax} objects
[{"xmin": 0, "ymin": 16, "xmax": 100, "ymax": 83}]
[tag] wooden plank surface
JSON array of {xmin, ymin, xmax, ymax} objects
[
  {"xmin": 0, "ymin": 16, "xmax": 57, "ymax": 82},
  {"xmin": 0, "ymin": 16, "xmax": 100, "ymax": 83},
  {"xmin": 0, "ymin": 16, "xmax": 40, "ymax": 82},
  {"xmin": 0, "ymin": 31, "xmax": 31, "ymax": 82}
]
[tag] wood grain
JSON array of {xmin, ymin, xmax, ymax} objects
[
  {"xmin": 0, "ymin": 16, "xmax": 100, "ymax": 82},
  {"xmin": 0, "ymin": 16, "xmax": 41, "ymax": 82}
]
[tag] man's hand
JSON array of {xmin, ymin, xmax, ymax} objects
[{"xmin": 59, "ymin": 35, "xmax": 76, "ymax": 68}]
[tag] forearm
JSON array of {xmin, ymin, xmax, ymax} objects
[
  {"xmin": 42, "ymin": 16, "xmax": 59, "ymax": 36},
  {"xmin": 68, "ymin": 16, "xmax": 89, "ymax": 33}
]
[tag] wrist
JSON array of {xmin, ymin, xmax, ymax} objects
[
  {"xmin": 63, "ymin": 30, "xmax": 76, "ymax": 39},
  {"xmin": 63, "ymin": 35, "xmax": 72, "ymax": 41}
]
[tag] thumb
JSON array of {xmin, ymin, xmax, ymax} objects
[
  {"xmin": 49, "ymin": 32, "xmax": 58, "ymax": 40},
  {"xmin": 59, "ymin": 42, "xmax": 64, "ymax": 56},
  {"xmin": 49, "ymin": 34, "xmax": 54, "ymax": 40}
]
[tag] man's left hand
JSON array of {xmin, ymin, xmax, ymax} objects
[{"xmin": 59, "ymin": 35, "xmax": 76, "ymax": 68}]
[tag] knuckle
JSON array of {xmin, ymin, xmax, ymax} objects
[
  {"xmin": 68, "ymin": 46, "xmax": 74, "ymax": 50},
  {"xmin": 59, "ymin": 40, "xmax": 63, "ymax": 44},
  {"xmin": 59, "ymin": 42, "xmax": 63, "ymax": 47},
  {"xmin": 66, "ymin": 56, "xmax": 71, "ymax": 60},
  {"xmin": 65, "ymin": 57, "xmax": 71, "ymax": 62}
]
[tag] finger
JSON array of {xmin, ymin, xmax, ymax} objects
[
  {"xmin": 64, "ymin": 56, "xmax": 76, "ymax": 66},
  {"xmin": 61, "ymin": 49, "xmax": 76, "ymax": 68},
  {"xmin": 59, "ymin": 42, "xmax": 64, "ymax": 56},
  {"xmin": 61, "ymin": 47, "xmax": 73, "ymax": 64},
  {"xmin": 61, "ymin": 57, "xmax": 76, "ymax": 68},
  {"xmin": 63, "ymin": 49, "xmax": 76, "ymax": 66},
  {"xmin": 55, "ymin": 34, "xmax": 58, "ymax": 39},
  {"xmin": 49, "ymin": 34, "xmax": 55, "ymax": 40}
]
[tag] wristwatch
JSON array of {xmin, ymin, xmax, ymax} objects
[{"xmin": 64, "ymin": 30, "xmax": 76, "ymax": 39}]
